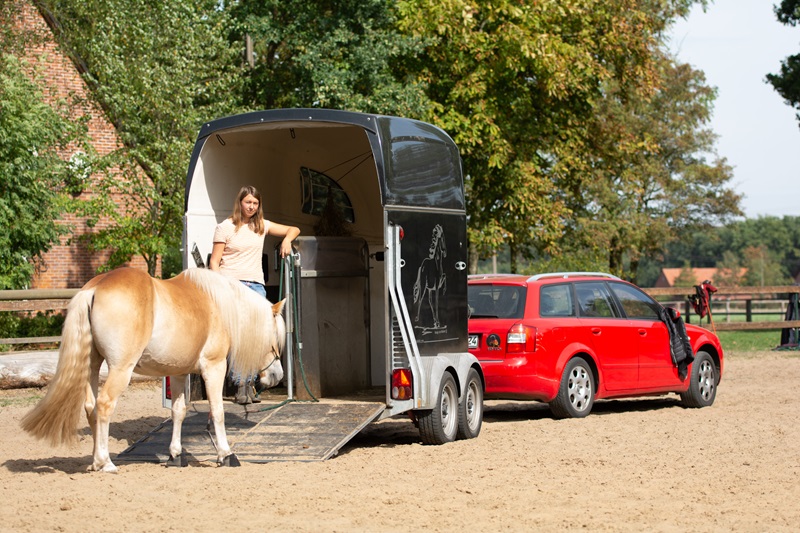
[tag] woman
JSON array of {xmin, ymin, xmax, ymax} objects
[{"xmin": 209, "ymin": 185, "xmax": 300, "ymax": 404}]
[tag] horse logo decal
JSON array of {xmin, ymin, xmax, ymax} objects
[{"xmin": 413, "ymin": 224, "xmax": 447, "ymax": 330}]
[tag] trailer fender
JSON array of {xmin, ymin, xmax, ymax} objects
[{"xmin": 416, "ymin": 353, "xmax": 484, "ymax": 410}]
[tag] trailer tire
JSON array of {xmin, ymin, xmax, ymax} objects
[
  {"xmin": 418, "ymin": 373, "xmax": 459, "ymax": 445},
  {"xmin": 456, "ymin": 368, "xmax": 483, "ymax": 440}
]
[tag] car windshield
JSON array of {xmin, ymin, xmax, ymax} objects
[{"xmin": 468, "ymin": 285, "xmax": 526, "ymax": 319}]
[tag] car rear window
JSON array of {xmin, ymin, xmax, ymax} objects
[
  {"xmin": 539, "ymin": 284, "xmax": 575, "ymax": 317},
  {"xmin": 468, "ymin": 285, "xmax": 526, "ymax": 319}
]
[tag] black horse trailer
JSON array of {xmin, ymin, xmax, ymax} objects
[{"xmin": 161, "ymin": 109, "xmax": 484, "ymax": 461}]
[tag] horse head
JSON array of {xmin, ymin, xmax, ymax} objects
[{"xmin": 258, "ymin": 299, "xmax": 286, "ymax": 388}]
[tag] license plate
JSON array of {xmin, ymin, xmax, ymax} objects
[{"xmin": 468, "ymin": 334, "xmax": 478, "ymax": 349}]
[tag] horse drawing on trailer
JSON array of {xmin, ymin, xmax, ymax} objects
[
  {"xmin": 21, "ymin": 267, "xmax": 285, "ymax": 472},
  {"xmin": 413, "ymin": 224, "xmax": 447, "ymax": 329}
]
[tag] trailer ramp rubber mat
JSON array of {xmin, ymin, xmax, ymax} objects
[{"xmin": 116, "ymin": 400, "xmax": 385, "ymax": 464}]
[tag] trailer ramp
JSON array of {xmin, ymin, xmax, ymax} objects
[{"xmin": 117, "ymin": 400, "xmax": 385, "ymax": 464}]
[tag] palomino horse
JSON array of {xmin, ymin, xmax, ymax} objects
[
  {"xmin": 21, "ymin": 267, "xmax": 285, "ymax": 472},
  {"xmin": 413, "ymin": 224, "xmax": 447, "ymax": 328}
]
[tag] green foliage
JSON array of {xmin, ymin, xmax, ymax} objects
[
  {"xmin": 768, "ymin": 0, "xmax": 800, "ymax": 124},
  {"xmin": 40, "ymin": 0, "xmax": 244, "ymax": 275},
  {"xmin": 567, "ymin": 58, "xmax": 741, "ymax": 280},
  {"xmin": 673, "ymin": 261, "xmax": 698, "ymax": 287},
  {"xmin": 396, "ymin": 0, "xmax": 734, "ymax": 276},
  {"xmin": 741, "ymin": 245, "xmax": 792, "ymax": 286},
  {"xmin": 0, "ymin": 310, "xmax": 65, "ymax": 351},
  {"xmin": 0, "ymin": 53, "xmax": 91, "ymax": 288},
  {"xmin": 659, "ymin": 216, "xmax": 800, "ymax": 285},
  {"xmin": 232, "ymin": 0, "xmax": 431, "ymax": 116}
]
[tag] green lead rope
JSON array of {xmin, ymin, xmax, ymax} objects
[{"xmin": 259, "ymin": 254, "xmax": 318, "ymax": 411}]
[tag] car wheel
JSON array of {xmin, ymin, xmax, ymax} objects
[
  {"xmin": 418, "ymin": 373, "xmax": 459, "ymax": 445},
  {"xmin": 680, "ymin": 351, "xmax": 717, "ymax": 408},
  {"xmin": 456, "ymin": 368, "xmax": 483, "ymax": 440},
  {"xmin": 550, "ymin": 357, "xmax": 594, "ymax": 419}
]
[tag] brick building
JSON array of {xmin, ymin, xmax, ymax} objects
[{"xmin": 10, "ymin": 1, "xmax": 152, "ymax": 289}]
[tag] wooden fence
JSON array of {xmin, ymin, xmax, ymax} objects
[
  {"xmin": 0, "ymin": 289, "xmax": 76, "ymax": 345},
  {"xmin": 1, "ymin": 284, "xmax": 799, "ymax": 345},
  {"xmin": 643, "ymin": 285, "xmax": 800, "ymax": 332}
]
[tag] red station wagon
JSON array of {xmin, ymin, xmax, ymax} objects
[{"xmin": 467, "ymin": 272, "xmax": 724, "ymax": 418}]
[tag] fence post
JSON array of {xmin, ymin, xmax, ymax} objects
[
  {"xmin": 745, "ymin": 299, "xmax": 752, "ymax": 322},
  {"xmin": 685, "ymin": 300, "xmax": 691, "ymax": 324}
]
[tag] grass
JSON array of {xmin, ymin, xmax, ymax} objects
[{"xmin": 716, "ymin": 329, "xmax": 798, "ymax": 353}]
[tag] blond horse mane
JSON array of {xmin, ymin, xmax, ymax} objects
[{"xmin": 183, "ymin": 268, "xmax": 283, "ymax": 380}]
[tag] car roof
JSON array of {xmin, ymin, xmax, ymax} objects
[{"xmin": 468, "ymin": 272, "xmax": 621, "ymax": 285}]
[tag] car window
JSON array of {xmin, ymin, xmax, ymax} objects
[
  {"xmin": 574, "ymin": 282, "xmax": 617, "ymax": 318},
  {"xmin": 468, "ymin": 285, "xmax": 526, "ymax": 319},
  {"xmin": 539, "ymin": 284, "xmax": 575, "ymax": 317},
  {"xmin": 609, "ymin": 282, "xmax": 661, "ymax": 319}
]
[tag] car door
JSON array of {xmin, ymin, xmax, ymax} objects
[
  {"xmin": 608, "ymin": 282, "xmax": 677, "ymax": 389},
  {"xmin": 574, "ymin": 281, "xmax": 639, "ymax": 391}
]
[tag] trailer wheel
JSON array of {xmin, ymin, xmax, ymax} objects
[
  {"xmin": 418, "ymin": 373, "xmax": 458, "ymax": 445},
  {"xmin": 457, "ymin": 368, "xmax": 483, "ymax": 440}
]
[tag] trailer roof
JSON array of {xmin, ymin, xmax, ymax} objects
[{"xmin": 185, "ymin": 109, "xmax": 465, "ymax": 212}]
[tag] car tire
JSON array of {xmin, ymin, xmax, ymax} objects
[
  {"xmin": 550, "ymin": 357, "xmax": 594, "ymax": 419},
  {"xmin": 418, "ymin": 373, "xmax": 459, "ymax": 445},
  {"xmin": 680, "ymin": 350, "xmax": 717, "ymax": 408},
  {"xmin": 456, "ymin": 368, "xmax": 483, "ymax": 440}
]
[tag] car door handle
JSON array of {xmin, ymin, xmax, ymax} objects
[
  {"xmin": 591, "ymin": 328, "xmax": 601, "ymax": 335},
  {"xmin": 638, "ymin": 329, "xmax": 646, "ymax": 336}
]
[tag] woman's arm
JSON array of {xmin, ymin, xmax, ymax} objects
[
  {"xmin": 268, "ymin": 222, "xmax": 301, "ymax": 257},
  {"xmin": 209, "ymin": 242, "xmax": 226, "ymax": 271}
]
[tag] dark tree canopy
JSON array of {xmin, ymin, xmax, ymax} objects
[{"xmin": 768, "ymin": 0, "xmax": 800, "ymax": 124}]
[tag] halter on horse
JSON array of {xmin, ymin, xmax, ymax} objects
[{"xmin": 21, "ymin": 267, "xmax": 285, "ymax": 472}]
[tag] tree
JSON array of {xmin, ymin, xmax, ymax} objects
[
  {"xmin": 230, "ymin": 0, "xmax": 431, "ymax": 117},
  {"xmin": 673, "ymin": 261, "xmax": 698, "ymax": 287},
  {"xmin": 39, "ymin": 0, "xmax": 243, "ymax": 275},
  {"xmin": 396, "ymin": 0, "xmax": 716, "ymax": 274},
  {"xmin": 0, "ymin": 4, "xmax": 91, "ymax": 289},
  {"xmin": 767, "ymin": 0, "xmax": 800, "ymax": 126},
  {"xmin": 714, "ymin": 251, "xmax": 745, "ymax": 287},
  {"xmin": 567, "ymin": 57, "xmax": 741, "ymax": 280},
  {"xmin": 741, "ymin": 245, "xmax": 791, "ymax": 287}
]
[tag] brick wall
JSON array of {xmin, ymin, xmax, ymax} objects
[{"xmin": 12, "ymin": 1, "xmax": 156, "ymax": 289}]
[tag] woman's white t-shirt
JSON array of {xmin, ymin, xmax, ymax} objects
[{"xmin": 213, "ymin": 218, "xmax": 270, "ymax": 285}]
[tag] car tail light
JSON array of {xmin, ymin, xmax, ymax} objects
[
  {"xmin": 507, "ymin": 324, "xmax": 536, "ymax": 353},
  {"xmin": 165, "ymin": 376, "xmax": 172, "ymax": 399},
  {"xmin": 392, "ymin": 368, "xmax": 413, "ymax": 400}
]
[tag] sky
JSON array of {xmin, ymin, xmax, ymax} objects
[{"xmin": 668, "ymin": 0, "xmax": 800, "ymax": 219}]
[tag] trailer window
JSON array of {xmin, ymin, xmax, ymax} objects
[
  {"xmin": 300, "ymin": 167, "xmax": 355, "ymax": 223},
  {"xmin": 379, "ymin": 119, "xmax": 465, "ymax": 210}
]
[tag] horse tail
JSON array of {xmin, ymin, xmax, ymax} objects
[{"xmin": 21, "ymin": 289, "xmax": 95, "ymax": 446}]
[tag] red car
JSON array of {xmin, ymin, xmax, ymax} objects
[{"xmin": 467, "ymin": 272, "xmax": 724, "ymax": 418}]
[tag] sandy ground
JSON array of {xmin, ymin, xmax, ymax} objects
[{"xmin": 0, "ymin": 350, "xmax": 798, "ymax": 532}]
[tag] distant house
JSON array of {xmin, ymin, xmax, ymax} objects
[
  {"xmin": 10, "ymin": 1, "xmax": 152, "ymax": 289},
  {"xmin": 654, "ymin": 267, "xmax": 746, "ymax": 288}
]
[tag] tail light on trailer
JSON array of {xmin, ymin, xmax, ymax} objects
[
  {"xmin": 392, "ymin": 368, "xmax": 413, "ymax": 400},
  {"xmin": 506, "ymin": 324, "xmax": 536, "ymax": 353}
]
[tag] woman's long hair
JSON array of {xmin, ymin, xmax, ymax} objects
[{"xmin": 231, "ymin": 185, "xmax": 265, "ymax": 235}]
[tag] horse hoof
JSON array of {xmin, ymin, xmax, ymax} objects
[
  {"xmin": 220, "ymin": 453, "xmax": 241, "ymax": 467},
  {"xmin": 88, "ymin": 462, "xmax": 119, "ymax": 473},
  {"xmin": 166, "ymin": 452, "xmax": 188, "ymax": 467}
]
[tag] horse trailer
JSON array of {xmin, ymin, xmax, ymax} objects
[{"xmin": 158, "ymin": 109, "xmax": 484, "ymax": 461}]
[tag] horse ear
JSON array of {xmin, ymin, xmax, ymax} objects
[{"xmin": 272, "ymin": 299, "xmax": 286, "ymax": 316}]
